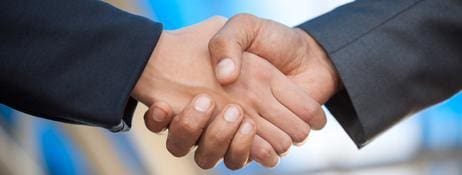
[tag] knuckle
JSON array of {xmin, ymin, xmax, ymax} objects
[
  {"xmin": 145, "ymin": 121, "xmax": 164, "ymax": 134},
  {"xmin": 318, "ymin": 116, "xmax": 327, "ymax": 129},
  {"xmin": 195, "ymin": 153, "xmax": 215, "ymax": 169},
  {"xmin": 232, "ymin": 13, "xmax": 257, "ymax": 22},
  {"xmin": 210, "ymin": 15, "xmax": 227, "ymax": 23},
  {"xmin": 243, "ymin": 57, "xmax": 272, "ymax": 81},
  {"xmin": 226, "ymin": 148, "xmax": 247, "ymax": 167},
  {"xmin": 255, "ymin": 146, "xmax": 275, "ymax": 161},
  {"xmin": 274, "ymin": 137, "xmax": 292, "ymax": 155},
  {"xmin": 177, "ymin": 118, "xmax": 200, "ymax": 136},
  {"xmin": 243, "ymin": 90, "xmax": 260, "ymax": 105},
  {"xmin": 148, "ymin": 126, "xmax": 164, "ymax": 133},
  {"xmin": 143, "ymin": 117, "xmax": 157, "ymax": 132},
  {"xmin": 207, "ymin": 131, "xmax": 227, "ymax": 146},
  {"xmin": 311, "ymin": 112, "xmax": 327, "ymax": 130},
  {"xmin": 301, "ymin": 104, "xmax": 320, "ymax": 122},
  {"xmin": 291, "ymin": 126, "xmax": 310, "ymax": 143},
  {"xmin": 166, "ymin": 140, "xmax": 185, "ymax": 157},
  {"xmin": 231, "ymin": 145, "xmax": 248, "ymax": 156},
  {"xmin": 231, "ymin": 13, "xmax": 260, "ymax": 29},
  {"xmin": 267, "ymin": 160, "xmax": 279, "ymax": 168},
  {"xmin": 208, "ymin": 35, "xmax": 228, "ymax": 53},
  {"xmin": 225, "ymin": 160, "xmax": 244, "ymax": 171}
]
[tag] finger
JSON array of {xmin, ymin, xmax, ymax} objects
[
  {"xmin": 209, "ymin": 13, "xmax": 262, "ymax": 84},
  {"xmin": 224, "ymin": 118, "xmax": 256, "ymax": 170},
  {"xmin": 270, "ymin": 73, "xmax": 327, "ymax": 130},
  {"xmin": 166, "ymin": 94, "xmax": 215, "ymax": 157},
  {"xmin": 233, "ymin": 53, "xmax": 310, "ymax": 144},
  {"xmin": 250, "ymin": 135, "xmax": 280, "ymax": 168},
  {"xmin": 144, "ymin": 101, "xmax": 174, "ymax": 133},
  {"xmin": 257, "ymin": 95, "xmax": 311, "ymax": 144},
  {"xmin": 194, "ymin": 104, "xmax": 244, "ymax": 169},
  {"xmin": 308, "ymin": 108, "xmax": 327, "ymax": 130},
  {"xmin": 248, "ymin": 112, "xmax": 292, "ymax": 156}
]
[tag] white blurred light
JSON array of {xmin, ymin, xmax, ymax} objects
[
  {"xmin": 278, "ymin": 108, "xmax": 421, "ymax": 172},
  {"xmin": 238, "ymin": 0, "xmax": 354, "ymax": 26}
]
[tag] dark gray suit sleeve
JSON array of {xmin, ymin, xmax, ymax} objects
[
  {"xmin": 297, "ymin": 0, "xmax": 462, "ymax": 147},
  {"xmin": 0, "ymin": 0, "xmax": 162, "ymax": 131}
]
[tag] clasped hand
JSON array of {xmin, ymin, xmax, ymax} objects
[{"xmin": 131, "ymin": 15, "xmax": 340, "ymax": 170}]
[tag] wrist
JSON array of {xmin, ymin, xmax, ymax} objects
[
  {"xmin": 132, "ymin": 31, "xmax": 176, "ymax": 106},
  {"xmin": 308, "ymin": 34, "xmax": 342, "ymax": 90},
  {"xmin": 295, "ymin": 28, "xmax": 343, "ymax": 101}
]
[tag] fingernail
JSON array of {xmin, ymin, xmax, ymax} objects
[
  {"xmin": 217, "ymin": 58, "xmax": 235, "ymax": 80},
  {"xmin": 239, "ymin": 122, "xmax": 253, "ymax": 134},
  {"xmin": 273, "ymin": 157, "xmax": 281, "ymax": 167},
  {"xmin": 194, "ymin": 95, "xmax": 212, "ymax": 112},
  {"xmin": 224, "ymin": 105, "xmax": 240, "ymax": 122},
  {"xmin": 294, "ymin": 137, "xmax": 308, "ymax": 147},
  {"xmin": 152, "ymin": 107, "xmax": 167, "ymax": 122},
  {"xmin": 279, "ymin": 149, "xmax": 290, "ymax": 157}
]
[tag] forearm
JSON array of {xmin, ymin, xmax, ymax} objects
[
  {"xmin": 298, "ymin": 0, "xmax": 462, "ymax": 147},
  {"xmin": 0, "ymin": 0, "xmax": 162, "ymax": 131}
]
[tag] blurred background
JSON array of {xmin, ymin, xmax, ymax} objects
[{"xmin": 1, "ymin": 0, "xmax": 461, "ymax": 175}]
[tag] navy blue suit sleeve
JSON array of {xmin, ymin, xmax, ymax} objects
[
  {"xmin": 0, "ymin": 0, "xmax": 162, "ymax": 131},
  {"xmin": 298, "ymin": 0, "xmax": 462, "ymax": 147}
]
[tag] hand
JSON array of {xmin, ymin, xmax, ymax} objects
[
  {"xmin": 144, "ymin": 95, "xmax": 257, "ymax": 170},
  {"xmin": 131, "ymin": 17, "xmax": 320, "ymax": 169},
  {"xmin": 143, "ymin": 52, "xmax": 324, "ymax": 169},
  {"xmin": 209, "ymin": 14, "xmax": 340, "ymax": 129}
]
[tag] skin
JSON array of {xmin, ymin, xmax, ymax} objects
[
  {"xmin": 131, "ymin": 17, "xmax": 324, "ymax": 169},
  {"xmin": 209, "ymin": 13, "xmax": 341, "ymax": 108},
  {"xmin": 145, "ymin": 97, "xmax": 258, "ymax": 170}
]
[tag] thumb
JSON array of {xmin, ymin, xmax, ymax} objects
[
  {"xmin": 208, "ymin": 14, "xmax": 261, "ymax": 85},
  {"xmin": 144, "ymin": 101, "xmax": 174, "ymax": 133}
]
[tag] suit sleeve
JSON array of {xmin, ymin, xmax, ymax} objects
[
  {"xmin": 297, "ymin": 0, "xmax": 462, "ymax": 147},
  {"xmin": 0, "ymin": 0, "xmax": 162, "ymax": 131}
]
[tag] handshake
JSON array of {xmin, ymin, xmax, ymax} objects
[
  {"xmin": 2, "ymin": 0, "xmax": 457, "ymax": 172},
  {"xmin": 131, "ymin": 14, "xmax": 341, "ymax": 170}
]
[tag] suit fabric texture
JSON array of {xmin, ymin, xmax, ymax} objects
[
  {"xmin": 298, "ymin": 0, "xmax": 462, "ymax": 147},
  {"xmin": 0, "ymin": 0, "xmax": 162, "ymax": 131},
  {"xmin": 1, "ymin": 0, "xmax": 461, "ymax": 147}
]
